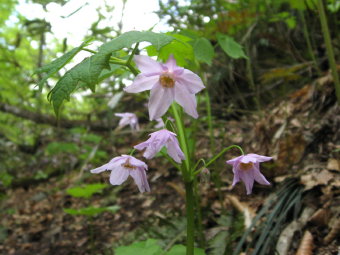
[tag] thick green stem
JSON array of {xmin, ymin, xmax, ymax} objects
[
  {"xmin": 317, "ymin": 0, "xmax": 340, "ymax": 104},
  {"xmin": 171, "ymin": 103, "xmax": 191, "ymax": 176},
  {"xmin": 193, "ymin": 178, "xmax": 205, "ymax": 249},
  {"xmin": 185, "ymin": 181, "xmax": 195, "ymax": 255}
]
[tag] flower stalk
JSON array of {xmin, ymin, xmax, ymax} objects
[
  {"xmin": 185, "ymin": 181, "xmax": 195, "ymax": 255},
  {"xmin": 317, "ymin": 0, "xmax": 340, "ymax": 104}
]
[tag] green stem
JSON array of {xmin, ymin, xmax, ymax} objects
[
  {"xmin": 127, "ymin": 43, "xmax": 139, "ymax": 65},
  {"xmin": 171, "ymin": 103, "xmax": 190, "ymax": 177},
  {"xmin": 193, "ymin": 145, "xmax": 244, "ymax": 176},
  {"xmin": 245, "ymin": 41, "xmax": 261, "ymax": 111},
  {"xmin": 299, "ymin": 10, "xmax": 321, "ymax": 76},
  {"xmin": 83, "ymin": 48, "xmax": 140, "ymax": 76},
  {"xmin": 193, "ymin": 178, "xmax": 205, "ymax": 249},
  {"xmin": 185, "ymin": 181, "xmax": 195, "ymax": 255},
  {"xmin": 161, "ymin": 151, "xmax": 181, "ymax": 171},
  {"xmin": 317, "ymin": 0, "xmax": 340, "ymax": 104},
  {"xmin": 129, "ymin": 148, "xmax": 136, "ymax": 156},
  {"xmin": 206, "ymin": 145, "xmax": 244, "ymax": 167}
]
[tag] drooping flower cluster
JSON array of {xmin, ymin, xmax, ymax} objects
[
  {"xmin": 91, "ymin": 55, "xmax": 272, "ymax": 196},
  {"xmin": 226, "ymin": 154, "xmax": 272, "ymax": 195},
  {"xmin": 124, "ymin": 55, "xmax": 205, "ymax": 120}
]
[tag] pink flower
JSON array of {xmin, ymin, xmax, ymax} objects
[
  {"xmin": 124, "ymin": 55, "xmax": 205, "ymax": 120},
  {"xmin": 115, "ymin": 113, "xmax": 139, "ymax": 131},
  {"xmin": 226, "ymin": 154, "xmax": 272, "ymax": 195},
  {"xmin": 134, "ymin": 129, "xmax": 185, "ymax": 163},
  {"xmin": 90, "ymin": 155, "xmax": 150, "ymax": 193}
]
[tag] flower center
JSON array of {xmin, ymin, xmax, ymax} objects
[
  {"xmin": 159, "ymin": 73, "xmax": 175, "ymax": 88},
  {"xmin": 122, "ymin": 159, "xmax": 136, "ymax": 169},
  {"xmin": 239, "ymin": 162, "xmax": 254, "ymax": 171}
]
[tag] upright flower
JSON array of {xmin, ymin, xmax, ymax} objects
[
  {"xmin": 124, "ymin": 55, "xmax": 205, "ymax": 120},
  {"xmin": 134, "ymin": 129, "xmax": 185, "ymax": 163},
  {"xmin": 90, "ymin": 155, "xmax": 150, "ymax": 193},
  {"xmin": 226, "ymin": 154, "xmax": 272, "ymax": 195},
  {"xmin": 115, "ymin": 113, "xmax": 139, "ymax": 131}
]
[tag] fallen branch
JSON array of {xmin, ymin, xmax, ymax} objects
[{"xmin": 0, "ymin": 102, "xmax": 112, "ymax": 132}]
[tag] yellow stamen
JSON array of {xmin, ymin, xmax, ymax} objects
[
  {"xmin": 159, "ymin": 73, "xmax": 175, "ymax": 88},
  {"xmin": 239, "ymin": 162, "xmax": 254, "ymax": 171},
  {"xmin": 122, "ymin": 159, "xmax": 136, "ymax": 169}
]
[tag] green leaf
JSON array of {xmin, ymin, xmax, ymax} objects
[
  {"xmin": 35, "ymin": 38, "xmax": 92, "ymax": 91},
  {"xmin": 66, "ymin": 183, "xmax": 108, "ymax": 198},
  {"xmin": 115, "ymin": 239, "xmax": 163, "ymax": 255},
  {"xmin": 47, "ymin": 52, "xmax": 111, "ymax": 115},
  {"xmin": 99, "ymin": 30, "xmax": 174, "ymax": 54},
  {"xmin": 45, "ymin": 141, "xmax": 79, "ymax": 155},
  {"xmin": 147, "ymin": 33, "xmax": 194, "ymax": 67},
  {"xmin": 165, "ymin": 245, "xmax": 206, "ymax": 255},
  {"xmin": 191, "ymin": 37, "xmax": 214, "ymax": 65},
  {"xmin": 63, "ymin": 205, "xmax": 120, "ymax": 216},
  {"xmin": 48, "ymin": 31, "xmax": 174, "ymax": 116},
  {"xmin": 217, "ymin": 33, "xmax": 248, "ymax": 59}
]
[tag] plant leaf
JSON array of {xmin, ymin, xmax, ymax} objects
[
  {"xmin": 115, "ymin": 238, "xmax": 163, "ymax": 255},
  {"xmin": 35, "ymin": 38, "xmax": 92, "ymax": 91},
  {"xmin": 66, "ymin": 183, "xmax": 108, "ymax": 198},
  {"xmin": 99, "ymin": 30, "xmax": 174, "ymax": 54},
  {"xmin": 165, "ymin": 245, "xmax": 206, "ymax": 255},
  {"xmin": 63, "ymin": 205, "xmax": 120, "ymax": 216},
  {"xmin": 217, "ymin": 33, "xmax": 248, "ymax": 59},
  {"xmin": 191, "ymin": 37, "xmax": 214, "ymax": 65},
  {"xmin": 147, "ymin": 33, "xmax": 194, "ymax": 67}
]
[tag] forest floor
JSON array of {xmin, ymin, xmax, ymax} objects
[{"xmin": 0, "ymin": 72, "xmax": 339, "ymax": 255}]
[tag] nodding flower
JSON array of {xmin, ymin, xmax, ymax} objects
[
  {"xmin": 134, "ymin": 129, "xmax": 185, "ymax": 163},
  {"xmin": 90, "ymin": 155, "xmax": 150, "ymax": 193},
  {"xmin": 226, "ymin": 154, "xmax": 272, "ymax": 195}
]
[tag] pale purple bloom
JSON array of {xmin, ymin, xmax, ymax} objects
[
  {"xmin": 90, "ymin": 155, "xmax": 150, "ymax": 193},
  {"xmin": 226, "ymin": 154, "xmax": 272, "ymax": 195},
  {"xmin": 134, "ymin": 129, "xmax": 185, "ymax": 163},
  {"xmin": 115, "ymin": 112, "xmax": 139, "ymax": 131},
  {"xmin": 124, "ymin": 55, "xmax": 205, "ymax": 120}
]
